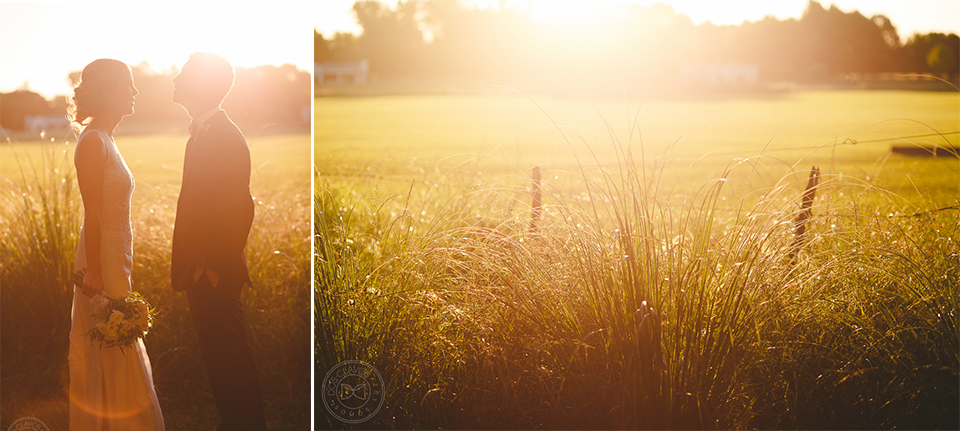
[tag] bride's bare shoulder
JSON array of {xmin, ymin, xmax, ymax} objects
[
  {"xmin": 77, "ymin": 129, "xmax": 106, "ymax": 146},
  {"xmin": 75, "ymin": 130, "xmax": 107, "ymax": 164}
]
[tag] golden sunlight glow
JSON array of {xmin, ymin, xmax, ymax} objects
[
  {"xmin": 460, "ymin": 0, "xmax": 958, "ymax": 35},
  {"xmin": 69, "ymin": 391, "xmax": 145, "ymax": 419},
  {"xmin": 518, "ymin": 0, "xmax": 797, "ymax": 28},
  {"xmin": 1, "ymin": 3, "xmax": 311, "ymax": 99},
  {"xmin": 527, "ymin": 1, "xmax": 611, "ymax": 26}
]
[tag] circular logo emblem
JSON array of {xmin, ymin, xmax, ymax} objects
[
  {"xmin": 7, "ymin": 417, "xmax": 49, "ymax": 431},
  {"xmin": 321, "ymin": 360, "xmax": 385, "ymax": 423}
]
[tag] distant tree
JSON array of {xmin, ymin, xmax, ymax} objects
[
  {"xmin": 353, "ymin": 0, "xmax": 426, "ymax": 76},
  {"xmin": 316, "ymin": 30, "xmax": 363, "ymax": 63},
  {"xmin": 330, "ymin": 0, "xmax": 951, "ymax": 86},
  {"xmin": 421, "ymin": 0, "xmax": 534, "ymax": 80},
  {"xmin": 927, "ymin": 40, "xmax": 959, "ymax": 74},
  {"xmin": 796, "ymin": 1, "xmax": 900, "ymax": 76},
  {"xmin": 603, "ymin": 3, "xmax": 696, "ymax": 82},
  {"xmin": 331, "ymin": 33, "xmax": 363, "ymax": 62},
  {"xmin": 902, "ymin": 32, "xmax": 960, "ymax": 74},
  {"xmin": 872, "ymin": 15, "xmax": 902, "ymax": 48},
  {"xmin": 225, "ymin": 64, "xmax": 312, "ymax": 125},
  {"xmin": 0, "ymin": 89, "xmax": 61, "ymax": 130},
  {"xmin": 315, "ymin": 30, "xmax": 331, "ymax": 62}
]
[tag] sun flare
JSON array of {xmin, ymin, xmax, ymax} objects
[{"xmin": 1, "ymin": 3, "xmax": 311, "ymax": 99}]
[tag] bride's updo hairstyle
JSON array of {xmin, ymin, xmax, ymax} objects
[{"xmin": 69, "ymin": 58, "xmax": 130, "ymax": 128}]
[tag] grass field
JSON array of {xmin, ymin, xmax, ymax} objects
[
  {"xmin": 315, "ymin": 90, "xmax": 959, "ymax": 428},
  {"xmin": 0, "ymin": 128, "xmax": 311, "ymax": 429},
  {"xmin": 317, "ymin": 90, "xmax": 958, "ymax": 203}
]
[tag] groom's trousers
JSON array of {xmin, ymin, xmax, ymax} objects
[{"xmin": 187, "ymin": 273, "xmax": 268, "ymax": 431}]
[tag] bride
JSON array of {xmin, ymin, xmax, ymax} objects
[{"xmin": 69, "ymin": 58, "xmax": 165, "ymax": 430}]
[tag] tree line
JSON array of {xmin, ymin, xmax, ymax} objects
[
  {"xmin": 1, "ymin": 64, "xmax": 310, "ymax": 132},
  {"xmin": 315, "ymin": 0, "xmax": 960, "ymax": 86}
]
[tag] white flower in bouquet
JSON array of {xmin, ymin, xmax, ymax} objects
[
  {"xmin": 99, "ymin": 321, "xmax": 120, "ymax": 342},
  {"xmin": 120, "ymin": 315, "xmax": 137, "ymax": 333},
  {"xmin": 109, "ymin": 310, "xmax": 124, "ymax": 325},
  {"xmin": 94, "ymin": 301, "xmax": 110, "ymax": 322},
  {"xmin": 76, "ymin": 269, "xmax": 158, "ymax": 350}
]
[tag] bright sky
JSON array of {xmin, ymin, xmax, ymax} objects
[
  {"xmin": 0, "ymin": 2, "xmax": 313, "ymax": 100},
  {"xmin": 316, "ymin": 0, "xmax": 960, "ymax": 41}
]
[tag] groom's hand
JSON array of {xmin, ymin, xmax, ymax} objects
[
  {"xmin": 193, "ymin": 265, "xmax": 220, "ymax": 287},
  {"xmin": 206, "ymin": 268, "xmax": 219, "ymax": 287}
]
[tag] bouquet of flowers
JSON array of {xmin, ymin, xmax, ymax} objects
[{"xmin": 73, "ymin": 269, "xmax": 157, "ymax": 349}]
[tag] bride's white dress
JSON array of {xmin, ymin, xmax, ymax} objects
[{"xmin": 69, "ymin": 129, "xmax": 165, "ymax": 430}]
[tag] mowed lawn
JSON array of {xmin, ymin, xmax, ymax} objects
[{"xmin": 316, "ymin": 90, "xmax": 959, "ymax": 205}]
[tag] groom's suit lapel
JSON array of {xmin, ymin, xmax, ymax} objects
[
  {"xmin": 172, "ymin": 110, "xmax": 254, "ymax": 292},
  {"xmin": 183, "ymin": 135, "xmax": 199, "ymax": 178},
  {"xmin": 182, "ymin": 112, "xmax": 223, "ymax": 182},
  {"xmin": 173, "ymin": 117, "xmax": 216, "ymax": 292}
]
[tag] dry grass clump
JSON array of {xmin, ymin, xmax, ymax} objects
[
  {"xmin": 315, "ymin": 111, "xmax": 958, "ymax": 429},
  {"xmin": 1, "ymin": 135, "xmax": 310, "ymax": 428}
]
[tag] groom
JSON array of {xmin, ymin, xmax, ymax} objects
[{"xmin": 171, "ymin": 52, "xmax": 267, "ymax": 431}]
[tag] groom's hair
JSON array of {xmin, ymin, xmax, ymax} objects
[{"xmin": 188, "ymin": 52, "xmax": 234, "ymax": 103}]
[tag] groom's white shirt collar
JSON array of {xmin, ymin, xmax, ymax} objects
[{"xmin": 189, "ymin": 107, "xmax": 223, "ymax": 137}]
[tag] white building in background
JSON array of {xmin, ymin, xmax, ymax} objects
[
  {"xmin": 315, "ymin": 60, "xmax": 369, "ymax": 85},
  {"xmin": 679, "ymin": 63, "xmax": 760, "ymax": 86},
  {"xmin": 25, "ymin": 115, "xmax": 69, "ymax": 133}
]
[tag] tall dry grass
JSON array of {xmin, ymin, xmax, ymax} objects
[
  {"xmin": 315, "ymin": 108, "xmax": 958, "ymax": 428},
  {"xmin": 1, "ymin": 133, "xmax": 310, "ymax": 429}
]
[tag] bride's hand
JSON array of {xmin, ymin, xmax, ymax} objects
[{"xmin": 81, "ymin": 268, "xmax": 104, "ymax": 298}]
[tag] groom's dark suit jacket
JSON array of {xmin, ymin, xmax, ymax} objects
[{"xmin": 171, "ymin": 111, "xmax": 254, "ymax": 292}]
